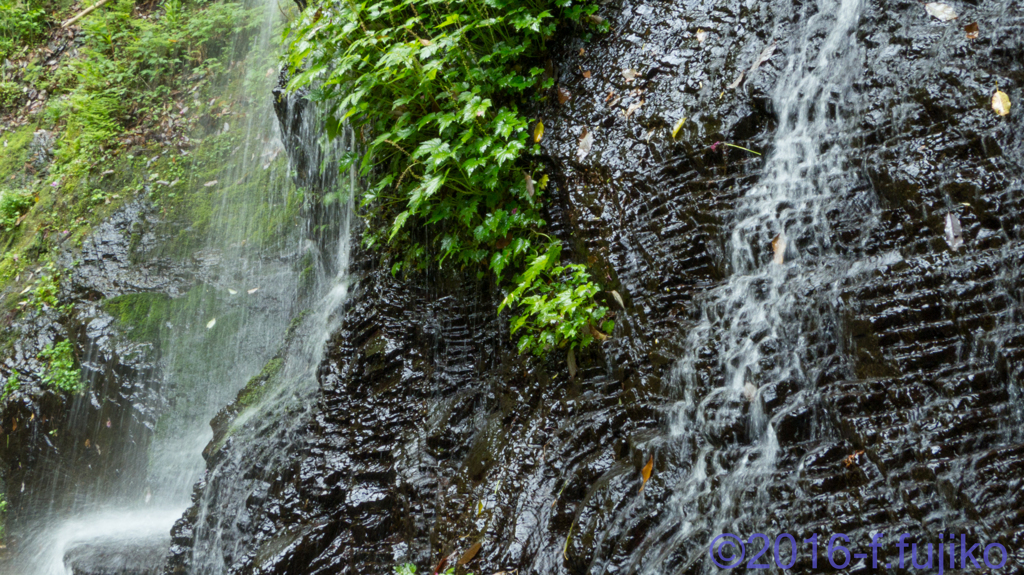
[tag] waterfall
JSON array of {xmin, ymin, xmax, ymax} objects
[
  {"xmin": 1, "ymin": 0, "xmax": 356, "ymax": 570},
  {"xmin": 626, "ymin": 0, "xmax": 894, "ymax": 571}
]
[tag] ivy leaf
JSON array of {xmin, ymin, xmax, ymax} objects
[{"xmin": 390, "ymin": 210, "xmax": 411, "ymax": 241}]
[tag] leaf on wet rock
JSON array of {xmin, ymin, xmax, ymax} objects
[
  {"xmin": 524, "ymin": 172, "xmax": 535, "ymax": 197},
  {"xmin": 228, "ymin": 288, "xmax": 237, "ymax": 295},
  {"xmin": 749, "ymin": 42, "xmax": 776, "ymax": 74},
  {"xmin": 964, "ymin": 21, "xmax": 979, "ymax": 39},
  {"xmin": 925, "ymin": 2, "xmax": 957, "ymax": 21},
  {"xmin": 557, "ymin": 86, "xmax": 572, "ymax": 105},
  {"xmin": 944, "ymin": 213, "xmax": 963, "ymax": 251},
  {"xmin": 206, "ymin": 318, "xmax": 216, "ymax": 329},
  {"xmin": 672, "ymin": 117, "xmax": 686, "ymax": 139},
  {"xmin": 582, "ymin": 70, "xmax": 591, "ymax": 78},
  {"xmin": 248, "ymin": 287, "xmax": 259, "ymax": 294},
  {"xmin": 992, "ymin": 90, "xmax": 1011, "ymax": 116},
  {"xmin": 609, "ymin": 290, "xmax": 625, "ymax": 309},
  {"xmin": 587, "ymin": 14, "xmax": 605, "ymax": 26},
  {"xmin": 567, "ymin": 348, "xmax": 577, "ymax": 380},
  {"xmin": 622, "ymin": 68, "xmax": 639, "ymax": 83},
  {"xmin": 577, "ymin": 127, "xmax": 594, "ymax": 162},
  {"xmin": 533, "ymin": 119, "xmax": 544, "ymax": 143},
  {"xmin": 696, "ymin": 28, "xmax": 707, "ymax": 44},
  {"xmin": 623, "ymin": 100, "xmax": 643, "ymax": 119},
  {"xmin": 640, "ymin": 454, "xmax": 654, "ymax": 493},
  {"xmin": 458, "ymin": 541, "xmax": 482, "ymax": 565},
  {"xmin": 728, "ymin": 71, "xmax": 745, "ymax": 90},
  {"xmin": 772, "ymin": 233, "xmax": 787, "ymax": 264}
]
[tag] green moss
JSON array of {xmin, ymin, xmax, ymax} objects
[
  {"xmin": 102, "ymin": 292, "xmax": 173, "ymax": 342},
  {"xmin": 0, "ymin": 125, "xmax": 35, "ymax": 184},
  {"xmin": 236, "ymin": 357, "xmax": 283, "ymax": 408}
]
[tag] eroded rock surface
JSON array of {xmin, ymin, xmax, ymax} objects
[{"xmin": 172, "ymin": 0, "xmax": 1024, "ymax": 573}]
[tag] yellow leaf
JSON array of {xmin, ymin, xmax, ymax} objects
[
  {"xmin": 533, "ymin": 120, "xmax": 544, "ymax": 143},
  {"xmin": 640, "ymin": 455, "xmax": 654, "ymax": 493},
  {"xmin": 671, "ymin": 117, "xmax": 686, "ymax": 139},
  {"xmin": 993, "ymin": 90, "xmax": 1011, "ymax": 116}
]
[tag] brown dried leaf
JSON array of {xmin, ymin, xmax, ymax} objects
[
  {"xmin": 458, "ymin": 541, "xmax": 482, "ymax": 565},
  {"xmin": 557, "ymin": 86, "xmax": 572, "ymax": 105},
  {"xmin": 964, "ymin": 21, "xmax": 979, "ymax": 39},
  {"xmin": 582, "ymin": 70, "xmax": 591, "ymax": 79},
  {"xmin": 772, "ymin": 233, "xmax": 787, "ymax": 264},
  {"xmin": 577, "ymin": 128, "xmax": 594, "ymax": 162},
  {"xmin": 524, "ymin": 173, "xmax": 535, "ymax": 198},
  {"xmin": 640, "ymin": 455, "xmax": 654, "ymax": 493},
  {"xmin": 609, "ymin": 290, "xmax": 625, "ymax": 309}
]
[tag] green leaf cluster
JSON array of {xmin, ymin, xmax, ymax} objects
[
  {"xmin": 39, "ymin": 339, "xmax": 83, "ymax": 393},
  {"xmin": 0, "ymin": 0, "xmax": 48, "ymax": 60},
  {"xmin": 286, "ymin": 0, "xmax": 612, "ymax": 356}
]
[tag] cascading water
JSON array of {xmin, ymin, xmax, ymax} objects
[
  {"xmin": 0, "ymin": 0, "xmax": 354, "ymax": 570},
  {"xmin": 625, "ymin": 0, "xmax": 892, "ymax": 571}
]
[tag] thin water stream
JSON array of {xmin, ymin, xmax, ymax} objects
[{"xmin": 634, "ymin": 0, "xmax": 882, "ymax": 571}]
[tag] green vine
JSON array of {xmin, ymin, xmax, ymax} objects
[
  {"xmin": 39, "ymin": 340, "xmax": 83, "ymax": 393},
  {"xmin": 286, "ymin": 0, "xmax": 612, "ymax": 356}
]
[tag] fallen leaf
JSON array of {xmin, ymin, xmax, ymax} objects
[
  {"xmin": 925, "ymin": 2, "xmax": 957, "ymax": 21},
  {"xmin": 743, "ymin": 382, "xmax": 757, "ymax": 401},
  {"xmin": 458, "ymin": 541, "xmax": 482, "ymax": 565},
  {"xmin": 772, "ymin": 233, "xmax": 786, "ymax": 264},
  {"xmin": 228, "ymin": 288, "xmax": 237, "ymax": 295},
  {"xmin": 622, "ymin": 68, "xmax": 639, "ymax": 82},
  {"xmin": 609, "ymin": 290, "xmax": 625, "ymax": 309},
  {"xmin": 728, "ymin": 71, "xmax": 745, "ymax": 89},
  {"xmin": 842, "ymin": 449, "xmax": 865, "ymax": 468},
  {"xmin": 623, "ymin": 100, "xmax": 643, "ymax": 119},
  {"xmin": 577, "ymin": 128, "xmax": 594, "ymax": 162},
  {"xmin": 524, "ymin": 173, "xmax": 535, "ymax": 198},
  {"xmin": 964, "ymin": 21, "xmax": 979, "ymax": 39},
  {"xmin": 579, "ymin": 48, "xmax": 585, "ymax": 56},
  {"xmin": 582, "ymin": 70, "xmax": 591, "ymax": 78},
  {"xmin": 992, "ymin": 90, "xmax": 1011, "ymax": 116},
  {"xmin": 589, "ymin": 323, "xmax": 609, "ymax": 341},
  {"xmin": 204, "ymin": 180, "xmax": 218, "ymax": 187},
  {"xmin": 696, "ymin": 28, "xmax": 707, "ymax": 44},
  {"xmin": 84, "ymin": 439, "xmax": 90, "ymax": 448},
  {"xmin": 587, "ymin": 14, "xmax": 605, "ymax": 25},
  {"xmin": 749, "ymin": 42, "xmax": 776, "ymax": 74},
  {"xmin": 247, "ymin": 287, "xmax": 259, "ymax": 294},
  {"xmin": 671, "ymin": 117, "xmax": 686, "ymax": 139},
  {"xmin": 206, "ymin": 318, "xmax": 216, "ymax": 329},
  {"xmin": 567, "ymin": 348, "xmax": 577, "ymax": 380},
  {"xmin": 533, "ymin": 120, "xmax": 544, "ymax": 144},
  {"xmin": 944, "ymin": 213, "xmax": 963, "ymax": 251},
  {"xmin": 431, "ymin": 556, "xmax": 449, "ymax": 575},
  {"xmin": 640, "ymin": 455, "xmax": 654, "ymax": 493},
  {"xmin": 557, "ymin": 86, "xmax": 572, "ymax": 105}
]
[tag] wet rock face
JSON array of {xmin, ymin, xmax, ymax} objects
[
  {"xmin": 0, "ymin": 202, "xmax": 213, "ymax": 546},
  {"xmin": 66, "ymin": 535, "xmax": 169, "ymax": 575},
  {"xmin": 177, "ymin": 0, "xmax": 1024, "ymax": 572}
]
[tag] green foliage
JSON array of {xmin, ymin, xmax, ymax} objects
[
  {"xmin": 0, "ymin": 0, "xmax": 48, "ymax": 60},
  {"xmin": 0, "ymin": 189, "xmax": 34, "ymax": 231},
  {"xmin": 39, "ymin": 339, "xmax": 82, "ymax": 393},
  {"xmin": 102, "ymin": 292, "xmax": 173, "ymax": 341},
  {"xmin": 287, "ymin": 0, "xmax": 611, "ymax": 356},
  {"xmin": 394, "ymin": 565, "xmax": 470, "ymax": 575},
  {"xmin": 1, "ymin": 370, "xmax": 19, "ymax": 402}
]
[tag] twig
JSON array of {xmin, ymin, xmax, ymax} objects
[{"xmin": 62, "ymin": 0, "xmax": 112, "ymax": 28}]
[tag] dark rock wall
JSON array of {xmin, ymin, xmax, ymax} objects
[{"xmin": 175, "ymin": 0, "xmax": 1024, "ymax": 573}]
